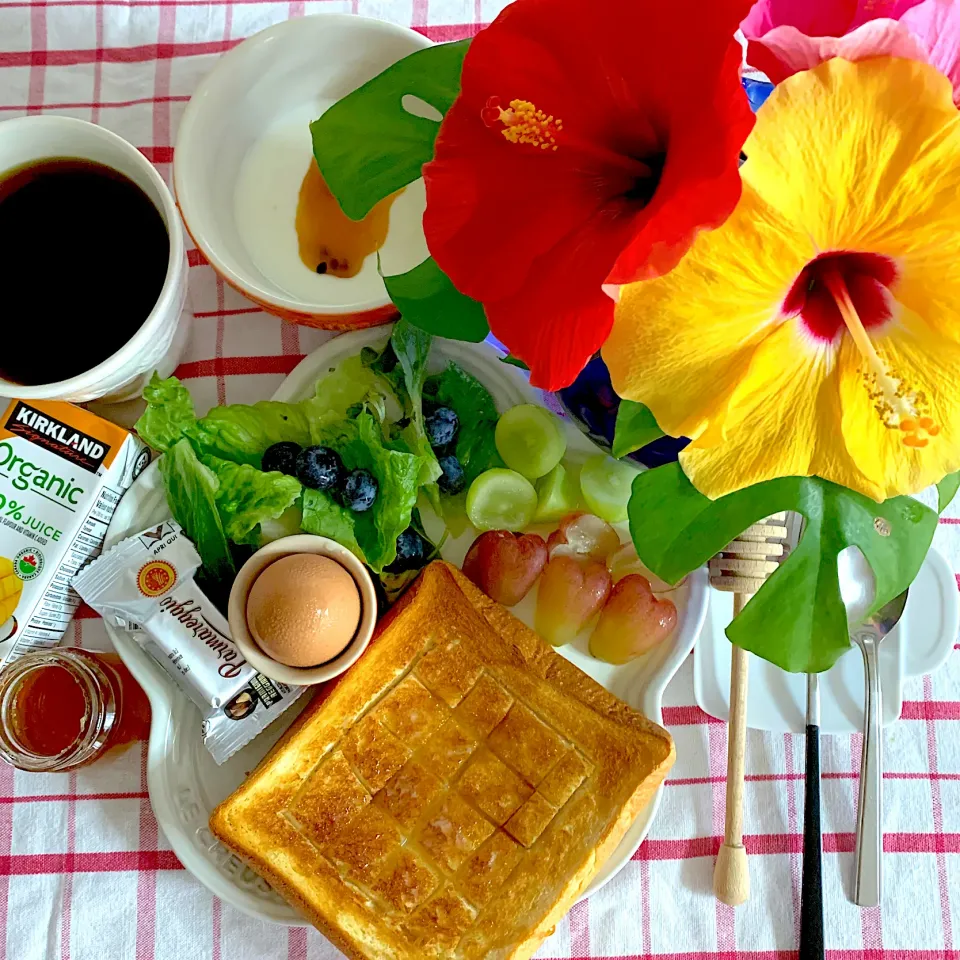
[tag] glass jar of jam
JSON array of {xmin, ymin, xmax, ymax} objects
[{"xmin": 0, "ymin": 648, "xmax": 151, "ymax": 773}]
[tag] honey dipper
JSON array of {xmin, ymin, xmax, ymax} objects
[{"xmin": 711, "ymin": 512, "xmax": 800, "ymax": 906}]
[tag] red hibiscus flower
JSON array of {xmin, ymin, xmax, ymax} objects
[{"xmin": 422, "ymin": 0, "xmax": 756, "ymax": 390}]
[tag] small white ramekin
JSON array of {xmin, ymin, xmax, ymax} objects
[
  {"xmin": 227, "ymin": 534, "xmax": 377, "ymax": 686},
  {"xmin": 0, "ymin": 116, "xmax": 190, "ymax": 404}
]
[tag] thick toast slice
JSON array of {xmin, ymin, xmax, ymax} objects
[{"xmin": 211, "ymin": 561, "xmax": 674, "ymax": 960}]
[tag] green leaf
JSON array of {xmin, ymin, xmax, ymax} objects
[
  {"xmin": 138, "ymin": 373, "xmax": 362, "ymax": 467},
  {"xmin": 135, "ymin": 373, "xmax": 197, "ymax": 453},
  {"xmin": 347, "ymin": 413, "xmax": 424, "ymax": 572},
  {"xmin": 628, "ymin": 464, "xmax": 937, "ymax": 673},
  {"xmin": 612, "ymin": 401, "xmax": 665, "ymax": 459},
  {"xmin": 391, "ymin": 318, "xmax": 433, "ymax": 415},
  {"xmin": 200, "ymin": 455, "xmax": 302, "ymax": 547},
  {"xmin": 937, "ymin": 472, "xmax": 960, "ymax": 513},
  {"xmin": 424, "ymin": 361, "xmax": 504, "ymax": 488},
  {"xmin": 301, "ymin": 412, "xmax": 425, "ymax": 573},
  {"xmin": 314, "ymin": 353, "xmax": 394, "ymax": 420},
  {"xmin": 383, "ymin": 258, "xmax": 489, "ymax": 343},
  {"xmin": 383, "ymin": 319, "xmax": 443, "ymax": 488},
  {"xmin": 301, "ymin": 489, "xmax": 362, "ymax": 558},
  {"xmin": 190, "ymin": 400, "xmax": 328, "ymax": 466},
  {"xmin": 310, "ymin": 40, "xmax": 470, "ymax": 220},
  {"xmin": 158, "ymin": 439, "xmax": 235, "ymax": 582},
  {"xmin": 499, "ymin": 355, "xmax": 529, "ymax": 370}
]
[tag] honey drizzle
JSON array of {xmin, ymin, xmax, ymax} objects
[{"xmin": 295, "ymin": 162, "xmax": 403, "ymax": 278}]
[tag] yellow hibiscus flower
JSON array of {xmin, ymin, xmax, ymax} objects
[{"xmin": 604, "ymin": 56, "xmax": 960, "ymax": 502}]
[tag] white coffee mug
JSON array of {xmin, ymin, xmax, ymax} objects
[{"xmin": 0, "ymin": 116, "xmax": 190, "ymax": 403}]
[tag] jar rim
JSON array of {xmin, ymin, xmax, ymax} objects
[{"xmin": 0, "ymin": 649, "xmax": 117, "ymax": 773}]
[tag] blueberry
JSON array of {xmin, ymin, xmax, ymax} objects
[
  {"xmin": 386, "ymin": 528, "xmax": 429, "ymax": 573},
  {"xmin": 341, "ymin": 469, "xmax": 378, "ymax": 512},
  {"xmin": 295, "ymin": 446, "xmax": 344, "ymax": 491},
  {"xmin": 424, "ymin": 406, "xmax": 459, "ymax": 450},
  {"xmin": 261, "ymin": 441, "xmax": 302, "ymax": 476},
  {"xmin": 437, "ymin": 455, "xmax": 465, "ymax": 494}
]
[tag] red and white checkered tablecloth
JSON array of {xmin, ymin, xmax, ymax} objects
[{"xmin": 2, "ymin": 3, "xmax": 960, "ymax": 958}]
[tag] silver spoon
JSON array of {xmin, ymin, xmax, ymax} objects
[{"xmin": 850, "ymin": 589, "xmax": 909, "ymax": 907}]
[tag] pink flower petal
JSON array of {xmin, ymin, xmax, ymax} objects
[
  {"xmin": 750, "ymin": 19, "xmax": 928, "ymax": 78},
  {"xmin": 900, "ymin": 0, "xmax": 960, "ymax": 104},
  {"xmin": 741, "ymin": 0, "xmax": 857, "ymax": 40},
  {"xmin": 848, "ymin": 0, "xmax": 924, "ymax": 30}
]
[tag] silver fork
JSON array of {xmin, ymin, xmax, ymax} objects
[{"xmin": 850, "ymin": 589, "xmax": 909, "ymax": 907}]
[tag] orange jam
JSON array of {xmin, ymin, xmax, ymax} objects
[{"xmin": 0, "ymin": 648, "xmax": 151, "ymax": 772}]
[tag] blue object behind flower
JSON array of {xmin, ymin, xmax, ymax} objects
[
  {"xmin": 742, "ymin": 77, "xmax": 774, "ymax": 113},
  {"xmin": 557, "ymin": 356, "xmax": 689, "ymax": 468}
]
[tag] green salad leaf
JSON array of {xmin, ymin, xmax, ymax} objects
[
  {"xmin": 201, "ymin": 456, "xmax": 302, "ymax": 547},
  {"xmin": 159, "ymin": 439, "xmax": 235, "ymax": 581},
  {"xmin": 424, "ymin": 361, "xmax": 503, "ymax": 487},
  {"xmin": 350, "ymin": 414, "xmax": 424, "ymax": 571},
  {"xmin": 313, "ymin": 353, "xmax": 393, "ymax": 421},
  {"xmin": 364, "ymin": 320, "xmax": 431, "ymax": 413},
  {"xmin": 363, "ymin": 321, "xmax": 442, "ymax": 491},
  {"xmin": 937, "ymin": 471, "xmax": 960, "ymax": 513},
  {"xmin": 136, "ymin": 374, "xmax": 198, "ymax": 454},
  {"xmin": 612, "ymin": 401, "xmax": 665, "ymax": 459},
  {"xmin": 383, "ymin": 257, "xmax": 489, "ymax": 343},
  {"xmin": 310, "ymin": 40, "xmax": 470, "ymax": 220},
  {"xmin": 190, "ymin": 400, "xmax": 329, "ymax": 466},
  {"xmin": 136, "ymin": 374, "xmax": 336, "ymax": 467},
  {"xmin": 301, "ymin": 412, "xmax": 424, "ymax": 572},
  {"xmin": 301, "ymin": 489, "xmax": 362, "ymax": 557},
  {"xmin": 628, "ymin": 463, "xmax": 937, "ymax": 673},
  {"xmin": 392, "ymin": 319, "xmax": 432, "ymax": 417}
]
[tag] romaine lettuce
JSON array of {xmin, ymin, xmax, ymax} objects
[
  {"xmin": 158, "ymin": 439, "xmax": 235, "ymax": 581},
  {"xmin": 136, "ymin": 374, "xmax": 198, "ymax": 454},
  {"xmin": 301, "ymin": 489, "xmax": 362, "ymax": 557},
  {"xmin": 300, "ymin": 412, "xmax": 423, "ymax": 572},
  {"xmin": 200, "ymin": 455, "xmax": 302, "ymax": 547}
]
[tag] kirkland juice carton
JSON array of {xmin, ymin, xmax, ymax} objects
[{"xmin": 0, "ymin": 399, "xmax": 149, "ymax": 662}]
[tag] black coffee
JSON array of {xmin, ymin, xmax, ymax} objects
[{"xmin": 0, "ymin": 158, "xmax": 170, "ymax": 385}]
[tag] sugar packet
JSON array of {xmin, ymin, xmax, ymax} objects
[{"xmin": 73, "ymin": 521, "xmax": 306, "ymax": 764}]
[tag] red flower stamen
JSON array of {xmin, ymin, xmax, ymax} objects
[{"xmin": 820, "ymin": 266, "xmax": 940, "ymax": 448}]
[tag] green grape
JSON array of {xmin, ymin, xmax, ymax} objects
[
  {"xmin": 534, "ymin": 462, "xmax": 581, "ymax": 523},
  {"xmin": 494, "ymin": 404, "xmax": 566, "ymax": 480},
  {"xmin": 466, "ymin": 469, "xmax": 538, "ymax": 531},
  {"xmin": 579, "ymin": 454, "xmax": 637, "ymax": 523}
]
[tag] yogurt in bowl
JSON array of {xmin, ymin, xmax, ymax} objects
[{"xmin": 174, "ymin": 15, "xmax": 431, "ymax": 330}]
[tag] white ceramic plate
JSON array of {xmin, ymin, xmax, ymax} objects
[
  {"xmin": 102, "ymin": 332, "xmax": 707, "ymax": 926},
  {"xmin": 694, "ymin": 546, "xmax": 958, "ymax": 733}
]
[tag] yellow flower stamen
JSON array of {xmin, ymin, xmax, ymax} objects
[
  {"xmin": 824, "ymin": 269, "xmax": 939, "ymax": 448},
  {"xmin": 494, "ymin": 98, "xmax": 562, "ymax": 151},
  {"xmin": 481, "ymin": 95, "xmax": 657, "ymax": 179}
]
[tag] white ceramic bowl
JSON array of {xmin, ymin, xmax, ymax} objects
[
  {"xmin": 174, "ymin": 14, "xmax": 431, "ymax": 330},
  {"xmin": 227, "ymin": 534, "xmax": 378, "ymax": 685},
  {"xmin": 0, "ymin": 116, "xmax": 189, "ymax": 403}
]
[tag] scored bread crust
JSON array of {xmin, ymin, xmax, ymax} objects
[{"xmin": 211, "ymin": 561, "xmax": 675, "ymax": 960}]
